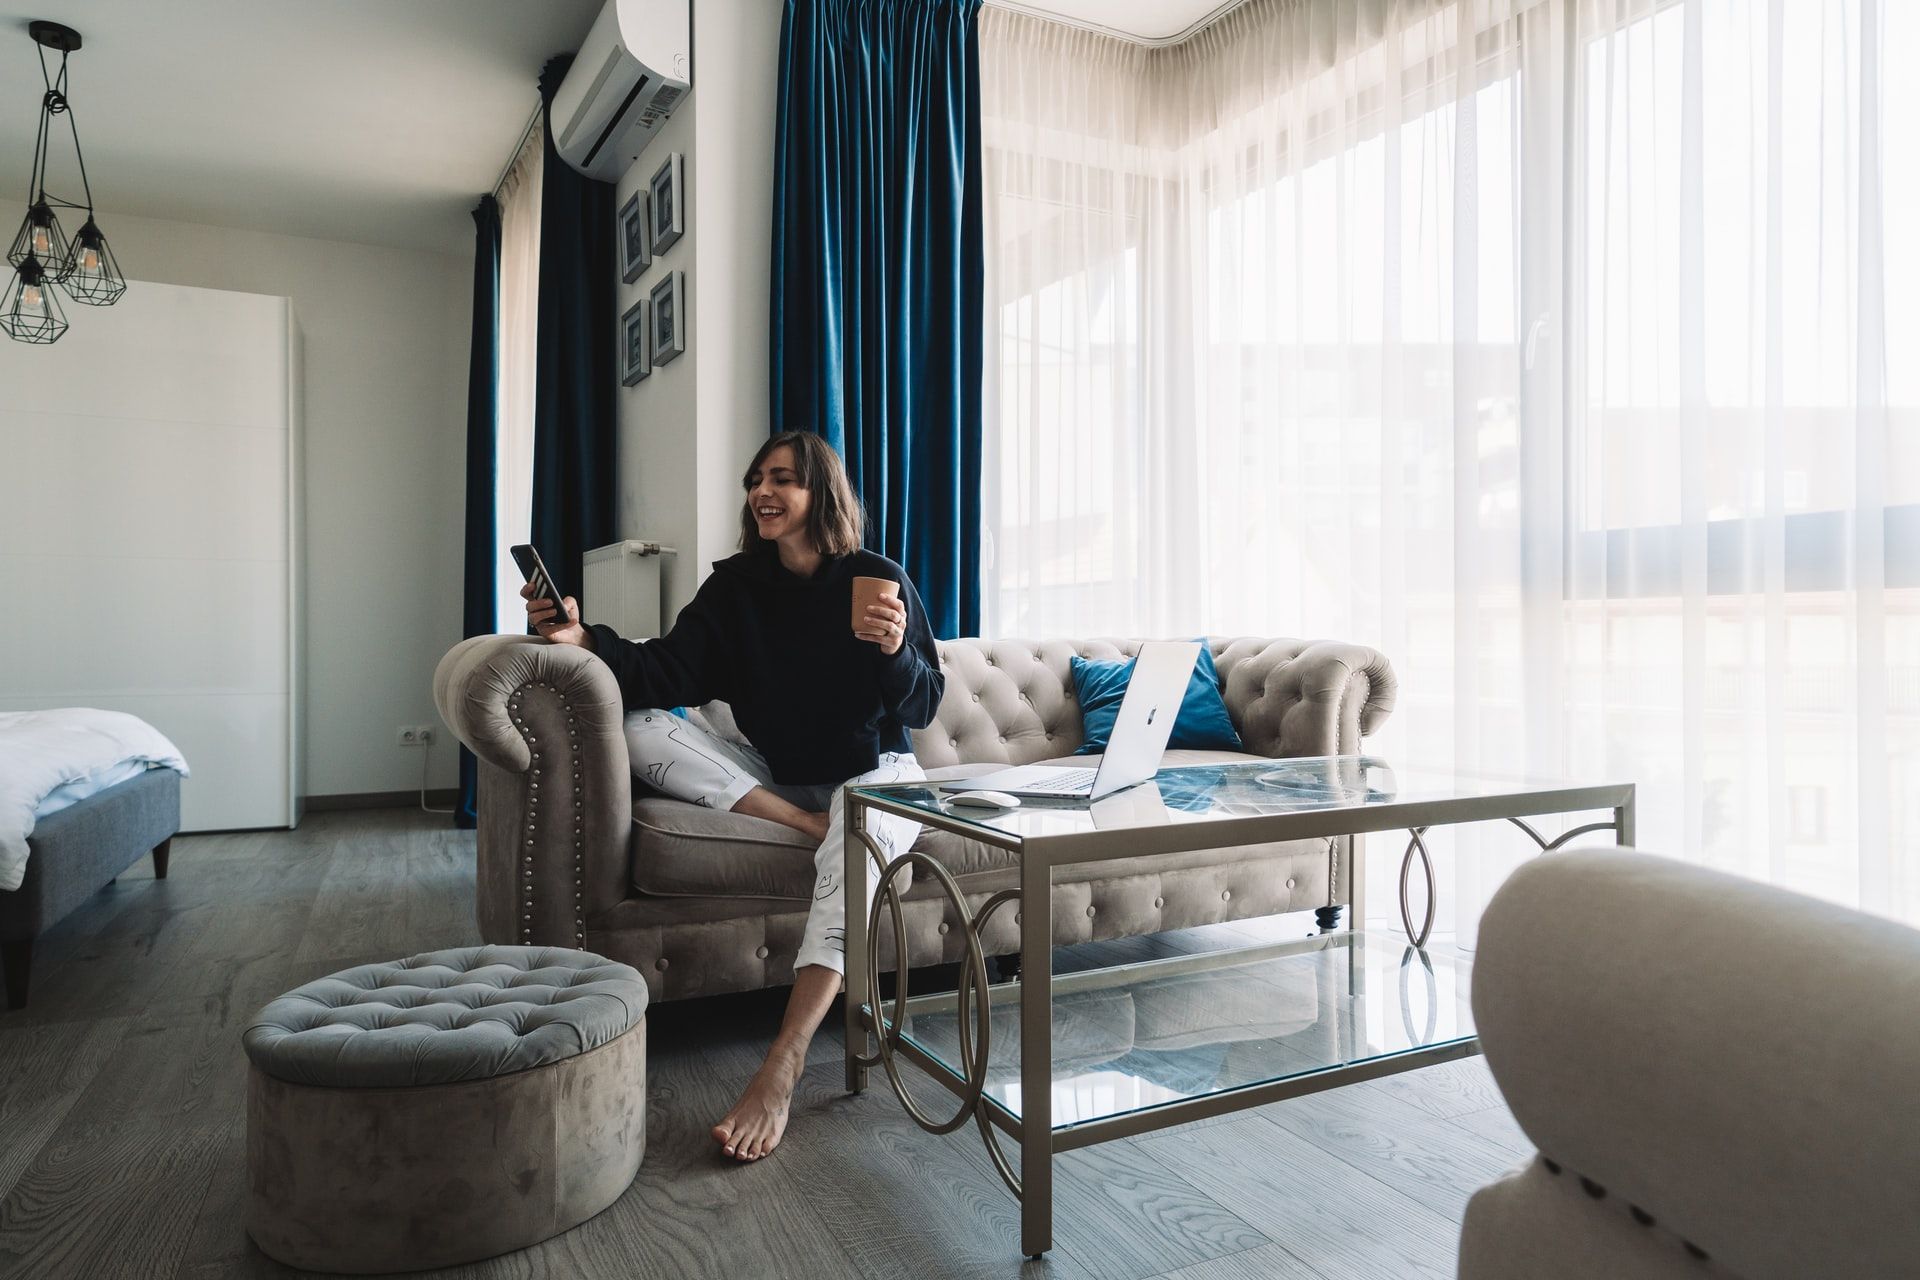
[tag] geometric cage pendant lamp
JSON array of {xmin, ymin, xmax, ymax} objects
[{"xmin": 4, "ymin": 20, "xmax": 126, "ymax": 344}]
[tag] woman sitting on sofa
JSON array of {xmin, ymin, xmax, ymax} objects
[{"xmin": 523, "ymin": 430, "xmax": 942, "ymax": 1163}]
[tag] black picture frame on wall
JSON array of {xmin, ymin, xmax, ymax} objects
[
  {"xmin": 617, "ymin": 191, "xmax": 649, "ymax": 283},
  {"xmin": 648, "ymin": 152, "xmax": 685, "ymax": 255},
  {"xmin": 650, "ymin": 271, "xmax": 685, "ymax": 366},
  {"xmin": 620, "ymin": 299, "xmax": 650, "ymax": 385}
]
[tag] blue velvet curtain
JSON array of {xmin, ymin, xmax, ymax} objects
[
  {"xmin": 530, "ymin": 55, "xmax": 618, "ymax": 611},
  {"xmin": 457, "ymin": 195, "xmax": 502, "ymax": 829},
  {"xmin": 770, "ymin": 0, "xmax": 985, "ymax": 639}
]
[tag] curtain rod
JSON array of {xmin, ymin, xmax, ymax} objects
[
  {"xmin": 490, "ymin": 100, "xmax": 542, "ymax": 200},
  {"xmin": 981, "ymin": 0, "xmax": 1253, "ymax": 48}
]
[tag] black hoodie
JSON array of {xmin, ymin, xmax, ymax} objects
[{"xmin": 584, "ymin": 547, "xmax": 945, "ymax": 786}]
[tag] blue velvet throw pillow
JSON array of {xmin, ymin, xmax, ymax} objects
[{"xmin": 1070, "ymin": 645, "xmax": 1243, "ymax": 756}]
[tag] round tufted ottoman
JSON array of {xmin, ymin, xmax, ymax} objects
[{"xmin": 242, "ymin": 945, "xmax": 648, "ymax": 1274}]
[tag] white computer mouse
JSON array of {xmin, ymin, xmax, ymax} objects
[{"xmin": 946, "ymin": 790, "xmax": 1022, "ymax": 810}]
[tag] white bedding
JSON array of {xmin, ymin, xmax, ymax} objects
[{"xmin": 0, "ymin": 709, "xmax": 190, "ymax": 892}]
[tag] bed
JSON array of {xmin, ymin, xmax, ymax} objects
[{"xmin": 0, "ymin": 711, "xmax": 187, "ymax": 1010}]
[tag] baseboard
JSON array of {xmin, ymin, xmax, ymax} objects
[{"xmin": 304, "ymin": 789, "xmax": 459, "ymax": 812}]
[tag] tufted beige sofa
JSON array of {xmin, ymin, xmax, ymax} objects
[
  {"xmin": 1460, "ymin": 851, "xmax": 1920, "ymax": 1278},
  {"xmin": 434, "ymin": 636, "xmax": 1396, "ymax": 1002}
]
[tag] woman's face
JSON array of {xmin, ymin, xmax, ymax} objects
[{"xmin": 746, "ymin": 444, "xmax": 812, "ymax": 545}]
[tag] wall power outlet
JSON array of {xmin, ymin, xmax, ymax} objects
[{"xmin": 397, "ymin": 725, "xmax": 436, "ymax": 746}]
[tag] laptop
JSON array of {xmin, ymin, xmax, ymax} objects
[{"xmin": 939, "ymin": 640, "xmax": 1203, "ymax": 801}]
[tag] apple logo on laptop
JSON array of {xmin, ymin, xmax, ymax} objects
[{"xmin": 1146, "ymin": 707, "xmax": 1158, "ymax": 724}]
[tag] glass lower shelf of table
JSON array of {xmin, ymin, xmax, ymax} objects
[{"xmin": 862, "ymin": 931, "xmax": 1476, "ymax": 1139}]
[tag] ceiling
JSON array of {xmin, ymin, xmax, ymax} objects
[
  {"xmin": 987, "ymin": 0, "xmax": 1240, "ymax": 43},
  {"xmin": 0, "ymin": 0, "xmax": 601, "ymax": 255},
  {"xmin": 0, "ymin": 1, "xmax": 1240, "ymax": 257}
]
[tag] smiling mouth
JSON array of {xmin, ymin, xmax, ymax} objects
[{"xmin": 755, "ymin": 507, "xmax": 785, "ymax": 519}]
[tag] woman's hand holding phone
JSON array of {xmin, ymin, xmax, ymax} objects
[{"xmin": 522, "ymin": 581, "xmax": 590, "ymax": 649}]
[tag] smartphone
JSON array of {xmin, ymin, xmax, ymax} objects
[{"xmin": 510, "ymin": 545, "xmax": 571, "ymax": 628}]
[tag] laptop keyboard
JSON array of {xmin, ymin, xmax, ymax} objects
[{"xmin": 1040, "ymin": 768, "xmax": 1098, "ymax": 794}]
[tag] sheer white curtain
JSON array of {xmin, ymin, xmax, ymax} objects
[
  {"xmin": 493, "ymin": 120, "xmax": 543, "ymax": 633},
  {"xmin": 980, "ymin": 0, "xmax": 1918, "ymax": 923}
]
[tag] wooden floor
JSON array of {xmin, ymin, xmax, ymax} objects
[{"xmin": 0, "ymin": 810, "xmax": 1529, "ymax": 1280}]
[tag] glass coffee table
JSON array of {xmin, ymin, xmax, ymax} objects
[{"xmin": 843, "ymin": 756, "xmax": 1635, "ymax": 1259}]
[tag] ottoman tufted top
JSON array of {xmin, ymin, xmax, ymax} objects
[{"xmin": 243, "ymin": 945, "xmax": 649, "ymax": 1088}]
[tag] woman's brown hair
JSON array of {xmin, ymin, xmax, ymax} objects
[{"xmin": 739, "ymin": 430, "xmax": 867, "ymax": 558}]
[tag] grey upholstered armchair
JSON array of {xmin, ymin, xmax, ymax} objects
[{"xmin": 435, "ymin": 635, "xmax": 1396, "ymax": 1002}]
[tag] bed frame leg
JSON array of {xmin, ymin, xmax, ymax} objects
[
  {"xmin": 152, "ymin": 838, "xmax": 172, "ymax": 881},
  {"xmin": 2, "ymin": 940, "xmax": 31, "ymax": 1011}
]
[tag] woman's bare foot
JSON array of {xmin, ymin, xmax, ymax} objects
[{"xmin": 712, "ymin": 1047, "xmax": 803, "ymax": 1161}]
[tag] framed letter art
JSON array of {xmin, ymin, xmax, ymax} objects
[
  {"xmin": 617, "ymin": 190, "xmax": 649, "ymax": 283},
  {"xmin": 648, "ymin": 152, "xmax": 685, "ymax": 255},
  {"xmin": 649, "ymin": 271, "xmax": 685, "ymax": 366},
  {"xmin": 620, "ymin": 298, "xmax": 650, "ymax": 385}
]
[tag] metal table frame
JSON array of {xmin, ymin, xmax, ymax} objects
[{"xmin": 843, "ymin": 766, "xmax": 1636, "ymax": 1258}]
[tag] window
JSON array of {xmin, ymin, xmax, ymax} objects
[
  {"xmin": 980, "ymin": 0, "xmax": 1919, "ymax": 922},
  {"xmin": 493, "ymin": 120, "xmax": 542, "ymax": 633}
]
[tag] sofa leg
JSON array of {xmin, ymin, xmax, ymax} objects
[
  {"xmin": 153, "ymin": 838, "xmax": 172, "ymax": 880},
  {"xmin": 1315, "ymin": 906, "xmax": 1344, "ymax": 933},
  {"xmin": 2, "ymin": 940, "xmax": 30, "ymax": 1011}
]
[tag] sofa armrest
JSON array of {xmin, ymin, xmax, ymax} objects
[
  {"xmin": 1219, "ymin": 638, "xmax": 1396, "ymax": 758},
  {"xmin": 1472, "ymin": 851, "xmax": 1920, "ymax": 1280},
  {"xmin": 433, "ymin": 636, "xmax": 632, "ymax": 947}
]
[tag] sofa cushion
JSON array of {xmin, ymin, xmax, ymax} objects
[
  {"xmin": 630, "ymin": 797, "xmax": 818, "ymax": 901},
  {"xmin": 629, "ymin": 750, "xmax": 1333, "ymax": 904},
  {"xmin": 1069, "ymin": 646, "xmax": 1243, "ymax": 754}
]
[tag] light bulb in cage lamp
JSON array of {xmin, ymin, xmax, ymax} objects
[
  {"xmin": 2, "ymin": 256, "xmax": 68, "ymax": 344},
  {"xmin": 61, "ymin": 219, "xmax": 125, "ymax": 305},
  {"xmin": 7, "ymin": 201, "xmax": 71, "ymax": 276}
]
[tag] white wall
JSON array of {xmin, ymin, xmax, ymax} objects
[
  {"xmin": 0, "ymin": 283, "xmax": 299, "ymax": 831},
  {"xmin": 0, "ymin": 199, "xmax": 472, "ymax": 800},
  {"xmin": 691, "ymin": 2, "xmax": 782, "ymax": 584},
  {"xmin": 613, "ymin": 0, "xmax": 781, "ymax": 618},
  {"xmin": 615, "ymin": 97, "xmax": 701, "ymax": 614}
]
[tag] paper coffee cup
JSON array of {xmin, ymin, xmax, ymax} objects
[{"xmin": 851, "ymin": 575, "xmax": 900, "ymax": 632}]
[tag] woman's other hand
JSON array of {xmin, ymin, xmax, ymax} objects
[
  {"xmin": 856, "ymin": 595, "xmax": 908, "ymax": 656},
  {"xmin": 522, "ymin": 580, "xmax": 590, "ymax": 648}
]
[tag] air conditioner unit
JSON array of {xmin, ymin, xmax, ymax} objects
[{"xmin": 550, "ymin": 0, "xmax": 690, "ymax": 182}]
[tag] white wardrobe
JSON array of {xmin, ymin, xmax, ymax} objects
[{"xmin": 0, "ymin": 281, "xmax": 303, "ymax": 831}]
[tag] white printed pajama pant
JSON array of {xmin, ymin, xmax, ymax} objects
[{"xmin": 623, "ymin": 709, "xmax": 924, "ymax": 974}]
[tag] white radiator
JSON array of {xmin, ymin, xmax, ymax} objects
[{"xmin": 582, "ymin": 540, "xmax": 674, "ymax": 639}]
